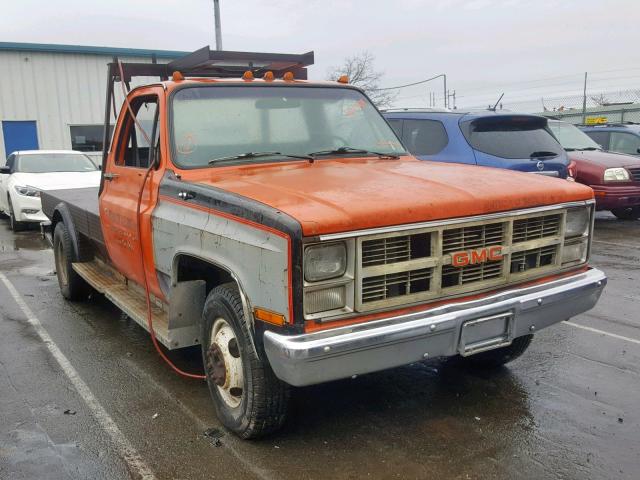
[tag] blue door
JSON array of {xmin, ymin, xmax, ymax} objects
[{"xmin": 2, "ymin": 121, "xmax": 39, "ymax": 158}]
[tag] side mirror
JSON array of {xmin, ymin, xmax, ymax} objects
[
  {"xmin": 636, "ymin": 148, "xmax": 640, "ymax": 154},
  {"xmin": 0, "ymin": 166, "xmax": 10, "ymax": 174}
]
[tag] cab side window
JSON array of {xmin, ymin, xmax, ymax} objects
[
  {"xmin": 610, "ymin": 132, "xmax": 640, "ymax": 155},
  {"xmin": 117, "ymin": 96, "xmax": 159, "ymax": 168},
  {"xmin": 402, "ymin": 119, "xmax": 448, "ymax": 156}
]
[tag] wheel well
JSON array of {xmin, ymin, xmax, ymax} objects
[{"xmin": 175, "ymin": 255, "xmax": 234, "ymax": 296}]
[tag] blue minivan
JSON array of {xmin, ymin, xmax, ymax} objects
[{"xmin": 382, "ymin": 109, "xmax": 570, "ymax": 178}]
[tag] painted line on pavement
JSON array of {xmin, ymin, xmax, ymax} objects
[
  {"xmin": 563, "ymin": 320, "xmax": 640, "ymax": 346},
  {"xmin": 0, "ymin": 272, "xmax": 157, "ymax": 480}
]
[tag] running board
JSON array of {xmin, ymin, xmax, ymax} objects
[{"xmin": 72, "ymin": 260, "xmax": 200, "ymax": 350}]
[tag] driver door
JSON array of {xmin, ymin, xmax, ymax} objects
[{"xmin": 99, "ymin": 88, "xmax": 162, "ymax": 289}]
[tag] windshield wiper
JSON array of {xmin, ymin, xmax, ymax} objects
[
  {"xmin": 529, "ymin": 151, "xmax": 559, "ymax": 160},
  {"xmin": 308, "ymin": 146, "xmax": 401, "ymax": 159},
  {"xmin": 208, "ymin": 151, "xmax": 313, "ymax": 165}
]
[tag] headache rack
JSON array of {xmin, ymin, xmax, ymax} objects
[{"xmin": 101, "ymin": 45, "xmax": 314, "ymax": 168}]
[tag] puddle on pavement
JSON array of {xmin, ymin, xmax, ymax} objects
[{"xmin": 0, "ymin": 225, "xmax": 50, "ymax": 252}]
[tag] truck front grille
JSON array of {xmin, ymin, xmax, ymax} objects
[
  {"xmin": 362, "ymin": 268, "xmax": 433, "ymax": 303},
  {"xmin": 627, "ymin": 167, "xmax": 640, "ymax": 182},
  {"xmin": 356, "ymin": 210, "xmax": 566, "ymax": 311},
  {"xmin": 512, "ymin": 214, "xmax": 561, "ymax": 243},
  {"xmin": 442, "ymin": 222, "xmax": 504, "ymax": 253}
]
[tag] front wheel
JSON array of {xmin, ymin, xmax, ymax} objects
[
  {"xmin": 455, "ymin": 334, "xmax": 534, "ymax": 369},
  {"xmin": 611, "ymin": 206, "xmax": 640, "ymax": 220},
  {"xmin": 53, "ymin": 222, "xmax": 90, "ymax": 300},
  {"xmin": 8, "ymin": 197, "xmax": 25, "ymax": 232},
  {"xmin": 201, "ymin": 283, "xmax": 290, "ymax": 439}
]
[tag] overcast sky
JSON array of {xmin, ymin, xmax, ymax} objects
[{"xmin": 2, "ymin": 0, "xmax": 639, "ymax": 109}]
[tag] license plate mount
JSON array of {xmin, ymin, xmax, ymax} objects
[{"xmin": 459, "ymin": 312, "xmax": 514, "ymax": 357}]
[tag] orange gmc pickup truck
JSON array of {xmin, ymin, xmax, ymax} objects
[{"xmin": 41, "ymin": 47, "xmax": 606, "ymax": 438}]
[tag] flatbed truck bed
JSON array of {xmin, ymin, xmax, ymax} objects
[{"xmin": 40, "ymin": 188, "xmax": 201, "ymax": 350}]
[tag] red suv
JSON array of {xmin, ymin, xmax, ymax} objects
[{"xmin": 549, "ymin": 120, "xmax": 640, "ymax": 220}]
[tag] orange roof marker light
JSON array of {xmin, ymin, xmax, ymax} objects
[
  {"xmin": 263, "ymin": 71, "xmax": 275, "ymax": 82},
  {"xmin": 337, "ymin": 75, "xmax": 349, "ymax": 84},
  {"xmin": 242, "ymin": 70, "xmax": 254, "ymax": 81},
  {"xmin": 172, "ymin": 71, "xmax": 185, "ymax": 81},
  {"xmin": 283, "ymin": 71, "xmax": 295, "ymax": 82}
]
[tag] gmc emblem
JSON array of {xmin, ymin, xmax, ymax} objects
[{"xmin": 451, "ymin": 246, "xmax": 503, "ymax": 267}]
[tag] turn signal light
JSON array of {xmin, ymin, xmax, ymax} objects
[
  {"xmin": 172, "ymin": 71, "xmax": 184, "ymax": 81},
  {"xmin": 283, "ymin": 71, "xmax": 294, "ymax": 81},
  {"xmin": 337, "ymin": 75, "xmax": 349, "ymax": 84},
  {"xmin": 242, "ymin": 70, "xmax": 254, "ymax": 81},
  {"xmin": 254, "ymin": 308, "xmax": 286, "ymax": 326},
  {"xmin": 263, "ymin": 71, "xmax": 274, "ymax": 82}
]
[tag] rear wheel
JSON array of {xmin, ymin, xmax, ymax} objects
[
  {"xmin": 455, "ymin": 334, "xmax": 534, "ymax": 369},
  {"xmin": 8, "ymin": 196, "xmax": 25, "ymax": 232},
  {"xmin": 201, "ymin": 283, "xmax": 290, "ymax": 438},
  {"xmin": 611, "ymin": 206, "xmax": 640, "ymax": 220},
  {"xmin": 53, "ymin": 222, "xmax": 90, "ymax": 300}
]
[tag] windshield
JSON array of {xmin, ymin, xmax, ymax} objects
[
  {"xmin": 171, "ymin": 86, "xmax": 404, "ymax": 168},
  {"xmin": 16, "ymin": 153, "xmax": 98, "ymax": 173},
  {"xmin": 460, "ymin": 116, "xmax": 564, "ymax": 159},
  {"xmin": 548, "ymin": 121, "xmax": 601, "ymax": 150}
]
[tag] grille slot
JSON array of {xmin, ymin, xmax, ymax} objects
[
  {"xmin": 510, "ymin": 245, "xmax": 557, "ymax": 273},
  {"xmin": 362, "ymin": 268, "xmax": 433, "ymax": 303},
  {"xmin": 512, "ymin": 214, "xmax": 561, "ymax": 243},
  {"xmin": 442, "ymin": 260, "xmax": 503, "ymax": 288},
  {"xmin": 362, "ymin": 233, "xmax": 430, "ymax": 267},
  {"xmin": 627, "ymin": 167, "xmax": 640, "ymax": 182},
  {"xmin": 442, "ymin": 222, "xmax": 504, "ymax": 254}
]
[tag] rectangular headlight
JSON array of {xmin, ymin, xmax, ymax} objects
[
  {"xmin": 562, "ymin": 239, "xmax": 588, "ymax": 265},
  {"xmin": 304, "ymin": 285, "xmax": 346, "ymax": 314},
  {"xmin": 603, "ymin": 168, "xmax": 630, "ymax": 182},
  {"xmin": 565, "ymin": 207, "xmax": 590, "ymax": 238},
  {"xmin": 304, "ymin": 242, "xmax": 347, "ymax": 282}
]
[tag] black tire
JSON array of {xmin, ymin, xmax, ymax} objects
[
  {"xmin": 456, "ymin": 334, "xmax": 534, "ymax": 369},
  {"xmin": 8, "ymin": 196, "xmax": 25, "ymax": 232},
  {"xmin": 53, "ymin": 222, "xmax": 90, "ymax": 300},
  {"xmin": 611, "ymin": 206, "xmax": 640, "ymax": 220},
  {"xmin": 201, "ymin": 283, "xmax": 290, "ymax": 439}
]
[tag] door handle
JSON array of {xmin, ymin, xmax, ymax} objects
[
  {"xmin": 103, "ymin": 172, "xmax": 120, "ymax": 181},
  {"xmin": 178, "ymin": 191, "xmax": 196, "ymax": 201}
]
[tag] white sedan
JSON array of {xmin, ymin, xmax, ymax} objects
[{"xmin": 0, "ymin": 150, "xmax": 101, "ymax": 231}]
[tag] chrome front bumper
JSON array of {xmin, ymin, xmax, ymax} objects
[{"xmin": 264, "ymin": 268, "xmax": 607, "ymax": 386}]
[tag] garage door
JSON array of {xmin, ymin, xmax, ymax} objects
[{"xmin": 2, "ymin": 121, "xmax": 39, "ymax": 158}]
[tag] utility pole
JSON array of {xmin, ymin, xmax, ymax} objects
[
  {"xmin": 582, "ymin": 72, "xmax": 588, "ymax": 123},
  {"xmin": 213, "ymin": 0, "xmax": 223, "ymax": 51},
  {"xmin": 443, "ymin": 74, "xmax": 447, "ymax": 108}
]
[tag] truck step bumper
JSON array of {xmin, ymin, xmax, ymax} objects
[{"xmin": 264, "ymin": 268, "xmax": 607, "ymax": 387}]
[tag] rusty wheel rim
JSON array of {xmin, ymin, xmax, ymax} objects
[{"xmin": 207, "ymin": 318, "xmax": 243, "ymax": 408}]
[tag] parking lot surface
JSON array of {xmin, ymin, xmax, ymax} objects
[{"xmin": 1, "ymin": 213, "xmax": 639, "ymax": 480}]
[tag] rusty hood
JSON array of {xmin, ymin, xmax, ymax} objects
[{"xmin": 180, "ymin": 156, "xmax": 594, "ymax": 236}]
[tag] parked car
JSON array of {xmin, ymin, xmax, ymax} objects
[
  {"xmin": 548, "ymin": 120, "xmax": 640, "ymax": 219},
  {"xmin": 0, "ymin": 150, "xmax": 100, "ymax": 231},
  {"xmin": 83, "ymin": 151, "xmax": 103, "ymax": 168},
  {"xmin": 382, "ymin": 109, "xmax": 570, "ymax": 178},
  {"xmin": 580, "ymin": 123, "xmax": 640, "ymax": 157}
]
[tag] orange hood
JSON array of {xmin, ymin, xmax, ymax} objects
[{"xmin": 180, "ymin": 157, "xmax": 594, "ymax": 236}]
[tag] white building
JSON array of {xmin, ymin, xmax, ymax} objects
[{"xmin": 0, "ymin": 42, "xmax": 187, "ymax": 160}]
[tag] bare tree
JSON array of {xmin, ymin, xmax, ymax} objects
[
  {"xmin": 326, "ymin": 51, "xmax": 396, "ymax": 108},
  {"xmin": 590, "ymin": 93, "xmax": 611, "ymax": 106}
]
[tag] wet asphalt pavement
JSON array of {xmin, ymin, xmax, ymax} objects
[{"xmin": 1, "ymin": 213, "xmax": 639, "ymax": 480}]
